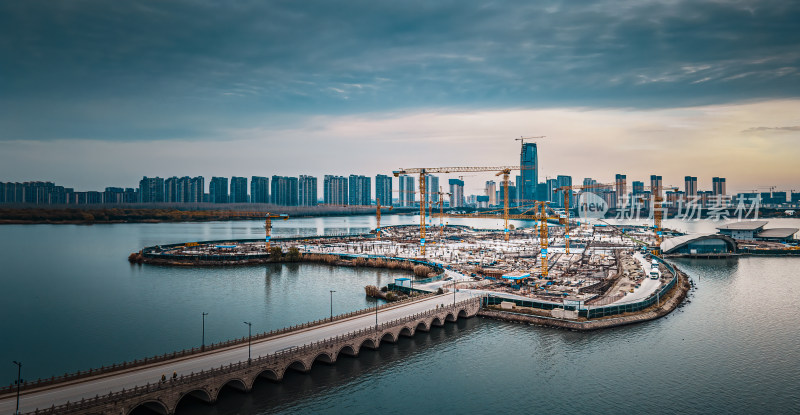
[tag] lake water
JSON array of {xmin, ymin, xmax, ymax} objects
[{"xmin": 1, "ymin": 215, "xmax": 799, "ymax": 414}]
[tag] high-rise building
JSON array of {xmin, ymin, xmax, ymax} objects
[
  {"xmin": 497, "ymin": 185, "xmax": 517, "ymax": 206},
  {"xmin": 398, "ymin": 175, "xmax": 414, "ymax": 207},
  {"xmin": 583, "ymin": 178, "xmax": 597, "ymax": 187},
  {"xmin": 485, "ymin": 181, "xmax": 497, "ymax": 206},
  {"xmin": 555, "ymin": 175, "xmax": 572, "ymax": 208},
  {"xmin": 271, "ymin": 176, "xmax": 298, "ymax": 206},
  {"xmin": 515, "ymin": 175, "xmax": 522, "ymax": 203},
  {"xmin": 712, "ymin": 177, "xmax": 726, "ymax": 196},
  {"xmin": 229, "ymin": 177, "xmax": 248, "ymax": 203},
  {"xmin": 209, "ymin": 177, "xmax": 229, "ymax": 203},
  {"xmin": 189, "ymin": 177, "xmax": 204, "ymax": 203},
  {"xmin": 425, "ymin": 174, "xmax": 439, "ymax": 206},
  {"xmin": 324, "ymin": 175, "xmax": 348, "ymax": 205},
  {"xmin": 685, "ymin": 176, "xmax": 697, "ymax": 198},
  {"xmin": 165, "ymin": 177, "xmax": 178, "ymax": 203},
  {"xmin": 375, "ymin": 174, "xmax": 393, "ymax": 206},
  {"xmin": 615, "ymin": 174, "xmax": 627, "ymax": 209},
  {"xmin": 546, "ymin": 178, "xmax": 558, "ymax": 202},
  {"xmin": 520, "ymin": 143, "xmax": 538, "ymax": 202},
  {"xmin": 250, "ymin": 176, "xmax": 269, "ymax": 204},
  {"xmin": 348, "ymin": 175, "xmax": 371, "ymax": 206},
  {"xmin": 298, "ymin": 175, "xmax": 318, "ymax": 206},
  {"xmin": 103, "ymin": 187, "xmax": 124, "ymax": 204},
  {"xmin": 632, "ymin": 181, "xmax": 645, "ymax": 195},
  {"xmin": 139, "ymin": 177, "xmax": 165, "ymax": 203},
  {"xmin": 449, "ymin": 179, "xmax": 465, "ymax": 208},
  {"xmin": 650, "ymin": 175, "xmax": 663, "ymax": 198},
  {"xmin": 176, "ymin": 177, "xmax": 191, "ymax": 203}
]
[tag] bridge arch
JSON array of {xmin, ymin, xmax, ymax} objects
[
  {"xmin": 257, "ymin": 368, "xmax": 281, "ymax": 382},
  {"xmin": 213, "ymin": 377, "xmax": 249, "ymax": 401},
  {"xmin": 380, "ymin": 331, "xmax": 398, "ymax": 344},
  {"xmin": 287, "ymin": 359, "xmax": 310, "ymax": 373},
  {"xmin": 399, "ymin": 326, "xmax": 414, "ymax": 337},
  {"xmin": 458, "ymin": 309, "xmax": 468, "ymax": 318},
  {"xmin": 337, "ymin": 344, "xmax": 358, "ymax": 358},
  {"xmin": 431, "ymin": 316, "xmax": 444, "ymax": 327},
  {"xmin": 416, "ymin": 321, "xmax": 430, "ymax": 332},
  {"xmin": 313, "ymin": 351, "xmax": 335, "ymax": 365},
  {"xmin": 128, "ymin": 399, "xmax": 169, "ymax": 415},
  {"xmin": 173, "ymin": 388, "xmax": 214, "ymax": 412},
  {"xmin": 359, "ymin": 337, "xmax": 378, "ymax": 350},
  {"xmin": 445, "ymin": 312, "xmax": 457, "ymax": 322}
]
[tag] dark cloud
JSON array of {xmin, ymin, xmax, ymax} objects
[{"xmin": 1, "ymin": 0, "xmax": 799, "ymax": 140}]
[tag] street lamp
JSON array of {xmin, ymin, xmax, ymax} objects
[
  {"xmin": 243, "ymin": 321, "xmax": 252, "ymax": 363},
  {"xmin": 329, "ymin": 290, "xmax": 336, "ymax": 321},
  {"xmin": 372, "ymin": 297, "xmax": 379, "ymax": 332},
  {"xmin": 12, "ymin": 360, "xmax": 22, "ymax": 415},
  {"xmin": 201, "ymin": 312, "xmax": 208, "ymax": 351}
]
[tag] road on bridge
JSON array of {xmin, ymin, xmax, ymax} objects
[{"xmin": 0, "ymin": 292, "xmax": 475, "ymax": 414}]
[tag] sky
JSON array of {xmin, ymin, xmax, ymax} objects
[{"xmin": 1, "ymin": 0, "xmax": 799, "ymax": 194}]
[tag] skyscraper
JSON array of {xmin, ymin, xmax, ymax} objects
[
  {"xmin": 632, "ymin": 181, "xmax": 644, "ymax": 195},
  {"xmin": 650, "ymin": 175, "xmax": 663, "ymax": 198},
  {"xmin": 615, "ymin": 174, "xmax": 626, "ymax": 209},
  {"xmin": 712, "ymin": 177, "xmax": 726, "ymax": 196},
  {"xmin": 546, "ymin": 178, "xmax": 558, "ymax": 202},
  {"xmin": 250, "ymin": 176, "xmax": 269, "ymax": 203},
  {"xmin": 685, "ymin": 176, "xmax": 697, "ymax": 198},
  {"xmin": 324, "ymin": 175, "xmax": 348, "ymax": 205},
  {"xmin": 398, "ymin": 175, "xmax": 414, "ymax": 207},
  {"xmin": 230, "ymin": 177, "xmax": 248, "ymax": 203},
  {"xmin": 556, "ymin": 175, "xmax": 572, "ymax": 208},
  {"xmin": 139, "ymin": 176, "xmax": 165, "ymax": 203},
  {"xmin": 485, "ymin": 181, "xmax": 497, "ymax": 206},
  {"xmin": 189, "ymin": 177, "xmax": 204, "ymax": 203},
  {"xmin": 375, "ymin": 174, "xmax": 393, "ymax": 206},
  {"xmin": 298, "ymin": 175, "xmax": 318, "ymax": 206},
  {"xmin": 425, "ymin": 174, "xmax": 439, "ymax": 206},
  {"xmin": 449, "ymin": 178, "xmax": 464, "ymax": 208},
  {"xmin": 271, "ymin": 176, "xmax": 298, "ymax": 206},
  {"xmin": 520, "ymin": 143, "xmax": 538, "ymax": 202},
  {"xmin": 348, "ymin": 175, "xmax": 371, "ymax": 206},
  {"xmin": 165, "ymin": 177, "xmax": 179, "ymax": 203},
  {"xmin": 209, "ymin": 177, "xmax": 229, "ymax": 203}
]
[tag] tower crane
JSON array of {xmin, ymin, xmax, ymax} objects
[
  {"xmin": 434, "ymin": 186, "xmax": 451, "ymax": 239},
  {"xmin": 393, "ymin": 166, "xmax": 520, "ymax": 257},
  {"xmin": 554, "ymin": 182, "xmax": 614, "ymax": 254},
  {"xmin": 264, "ymin": 213, "xmax": 289, "ymax": 251},
  {"xmin": 375, "ymin": 198, "xmax": 393, "ymax": 241}
]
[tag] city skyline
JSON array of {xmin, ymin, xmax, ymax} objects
[{"xmin": 1, "ymin": 1, "xmax": 799, "ymax": 192}]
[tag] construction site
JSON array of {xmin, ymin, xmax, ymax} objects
[{"xmin": 136, "ymin": 161, "xmax": 678, "ymax": 316}]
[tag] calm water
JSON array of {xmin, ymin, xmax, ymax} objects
[{"xmin": 2, "ymin": 216, "xmax": 799, "ymax": 414}]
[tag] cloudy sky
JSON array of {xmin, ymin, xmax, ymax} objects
[{"xmin": 1, "ymin": 0, "xmax": 799, "ymax": 194}]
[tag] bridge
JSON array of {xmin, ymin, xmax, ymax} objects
[{"xmin": 0, "ymin": 294, "xmax": 481, "ymax": 415}]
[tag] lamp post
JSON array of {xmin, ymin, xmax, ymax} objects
[
  {"xmin": 201, "ymin": 312, "xmax": 208, "ymax": 351},
  {"xmin": 243, "ymin": 321, "xmax": 252, "ymax": 363},
  {"xmin": 329, "ymin": 290, "xmax": 336, "ymax": 321},
  {"xmin": 373, "ymin": 297, "xmax": 379, "ymax": 332},
  {"xmin": 12, "ymin": 360, "xmax": 22, "ymax": 415}
]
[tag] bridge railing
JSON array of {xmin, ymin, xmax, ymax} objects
[
  {"xmin": 0, "ymin": 291, "xmax": 439, "ymax": 395},
  {"xmin": 20, "ymin": 297, "xmax": 481, "ymax": 415}
]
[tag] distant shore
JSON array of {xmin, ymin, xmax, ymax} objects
[{"xmin": 0, "ymin": 206, "xmax": 416, "ymax": 224}]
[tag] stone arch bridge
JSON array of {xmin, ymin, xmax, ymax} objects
[{"xmin": 19, "ymin": 297, "xmax": 481, "ymax": 415}]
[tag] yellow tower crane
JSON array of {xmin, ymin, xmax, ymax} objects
[
  {"xmin": 375, "ymin": 198, "xmax": 393, "ymax": 240},
  {"xmin": 554, "ymin": 182, "xmax": 614, "ymax": 254},
  {"xmin": 393, "ymin": 166, "xmax": 520, "ymax": 257},
  {"xmin": 264, "ymin": 213, "xmax": 289, "ymax": 251}
]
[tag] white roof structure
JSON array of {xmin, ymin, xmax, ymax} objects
[
  {"xmin": 660, "ymin": 233, "xmax": 737, "ymax": 254},
  {"xmin": 716, "ymin": 220, "xmax": 768, "ymax": 231},
  {"xmin": 756, "ymin": 228, "xmax": 798, "ymax": 239}
]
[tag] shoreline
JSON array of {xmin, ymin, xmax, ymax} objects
[{"xmin": 477, "ymin": 268, "xmax": 691, "ymax": 331}]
